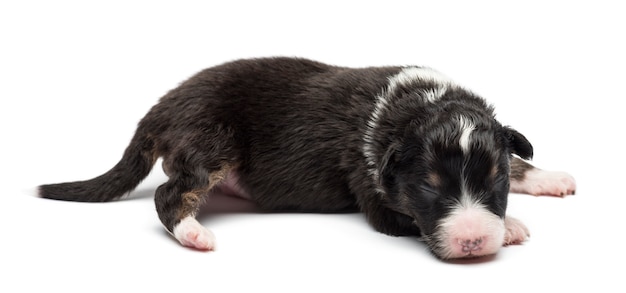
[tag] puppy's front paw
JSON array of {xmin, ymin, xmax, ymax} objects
[
  {"xmin": 173, "ymin": 217, "xmax": 216, "ymax": 251},
  {"xmin": 503, "ymin": 216, "xmax": 530, "ymax": 246},
  {"xmin": 510, "ymin": 169, "xmax": 576, "ymax": 197}
]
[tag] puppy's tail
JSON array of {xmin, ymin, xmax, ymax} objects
[{"xmin": 39, "ymin": 132, "xmax": 157, "ymax": 202}]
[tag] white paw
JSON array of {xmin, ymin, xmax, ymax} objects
[
  {"xmin": 503, "ymin": 216, "xmax": 530, "ymax": 246},
  {"xmin": 510, "ymin": 169, "xmax": 576, "ymax": 197},
  {"xmin": 173, "ymin": 217, "xmax": 216, "ymax": 250}
]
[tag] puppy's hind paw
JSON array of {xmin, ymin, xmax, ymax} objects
[{"xmin": 173, "ymin": 217, "xmax": 216, "ymax": 251}]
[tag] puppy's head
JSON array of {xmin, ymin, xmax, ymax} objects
[{"xmin": 380, "ymin": 113, "xmax": 532, "ymax": 259}]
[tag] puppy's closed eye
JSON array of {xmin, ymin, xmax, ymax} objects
[{"xmin": 419, "ymin": 184, "xmax": 439, "ymax": 200}]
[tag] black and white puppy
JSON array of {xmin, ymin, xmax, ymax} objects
[{"xmin": 40, "ymin": 57, "xmax": 576, "ymax": 259}]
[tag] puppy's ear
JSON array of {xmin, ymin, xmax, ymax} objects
[
  {"xmin": 379, "ymin": 141, "xmax": 402, "ymax": 189},
  {"xmin": 504, "ymin": 127, "xmax": 533, "ymax": 160}
]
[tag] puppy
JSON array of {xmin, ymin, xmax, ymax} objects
[{"xmin": 39, "ymin": 57, "xmax": 576, "ymax": 259}]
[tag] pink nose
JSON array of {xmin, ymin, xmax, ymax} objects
[{"xmin": 458, "ymin": 237, "xmax": 484, "ymax": 254}]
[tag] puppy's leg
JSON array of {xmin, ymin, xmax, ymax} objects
[
  {"xmin": 509, "ymin": 157, "xmax": 576, "ymax": 197},
  {"xmin": 155, "ymin": 171, "xmax": 214, "ymax": 250},
  {"xmin": 363, "ymin": 205, "xmax": 421, "ymax": 237},
  {"xmin": 503, "ymin": 216, "xmax": 530, "ymax": 246},
  {"xmin": 155, "ymin": 162, "xmax": 235, "ymax": 250}
]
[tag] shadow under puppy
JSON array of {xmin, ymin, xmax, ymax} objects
[{"xmin": 40, "ymin": 57, "xmax": 576, "ymax": 260}]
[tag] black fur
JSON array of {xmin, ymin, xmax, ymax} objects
[{"xmin": 39, "ymin": 57, "xmax": 535, "ymax": 258}]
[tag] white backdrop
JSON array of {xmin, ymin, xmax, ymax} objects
[{"xmin": 1, "ymin": 1, "xmax": 623, "ymax": 292}]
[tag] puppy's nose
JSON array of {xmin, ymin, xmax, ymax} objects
[{"xmin": 458, "ymin": 237, "xmax": 483, "ymax": 254}]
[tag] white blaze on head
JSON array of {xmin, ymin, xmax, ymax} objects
[{"xmin": 458, "ymin": 116, "xmax": 476, "ymax": 153}]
